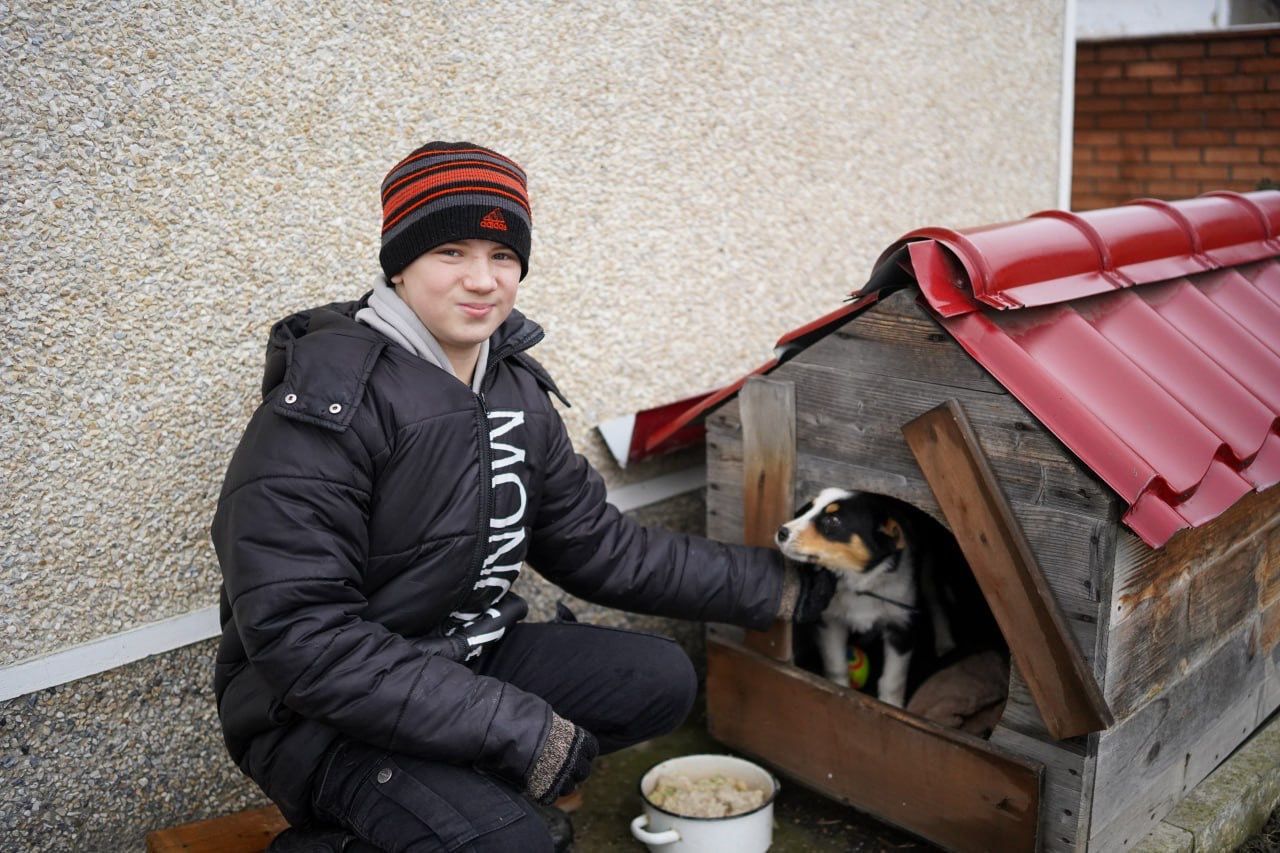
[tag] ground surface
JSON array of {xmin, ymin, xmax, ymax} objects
[{"xmin": 570, "ymin": 697, "xmax": 937, "ymax": 852}]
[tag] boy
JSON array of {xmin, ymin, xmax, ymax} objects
[{"xmin": 212, "ymin": 142, "xmax": 834, "ymax": 852}]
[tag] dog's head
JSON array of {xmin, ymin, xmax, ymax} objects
[{"xmin": 775, "ymin": 488, "xmax": 906, "ymax": 573}]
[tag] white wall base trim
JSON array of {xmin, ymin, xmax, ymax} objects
[
  {"xmin": 0, "ymin": 466, "xmax": 707, "ymax": 702},
  {"xmin": 0, "ymin": 607, "xmax": 221, "ymax": 703}
]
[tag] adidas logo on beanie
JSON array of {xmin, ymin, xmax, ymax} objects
[{"xmin": 379, "ymin": 141, "xmax": 532, "ymax": 280}]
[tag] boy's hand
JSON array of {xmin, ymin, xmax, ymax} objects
[
  {"xmin": 792, "ymin": 565, "xmax": 838, "ymax": 624},
  {"xmin": 526, "ymin": 713, "xmax": 599, "ymax": 804}
]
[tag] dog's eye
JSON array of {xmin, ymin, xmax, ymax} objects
[{"xmin": 818, "ymin": 514, "xmax": 841, "ymax": 533}]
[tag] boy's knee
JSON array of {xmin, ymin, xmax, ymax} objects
[
  {"xmin": 663, "ymin": 643, "xmax": 698, "ymax": 724},
  {"xmin": 630, "ymin": 639, "xmax": 697, "ymax": 739}
]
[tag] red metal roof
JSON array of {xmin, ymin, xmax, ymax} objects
[
  {"xmin": 599, "ymin": 190, "xmax": 1280, "ymax": 549},
  {"xmin": 885, "ymin": 190, "xmax": 1280, "ymax": 547}
]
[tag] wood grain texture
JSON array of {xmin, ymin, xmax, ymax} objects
[
  {"xmin": 1089, "ymin": 623, "xmax": 1264, "ymax": 851},
  {"xmin": 146, "ymin": 805, "xmax": 286, "ymax": 853},
  {"xmin": 1107, "ymin": 489, "xmax": 1280, "ymax": 718},
  {"xmin": 989, "ymin": 725, "xmax": 1089, "ymax": 853},
  {"xmin": 785, "ymin": 357, "xmax": 1112, "ymax": 518},
  {"xmin": 739, "ymin": 376, "xmax": 796, "ymax": 661},
  {"xmin": 802, "ymin": 288, "xmax": 1006, "ymax": 395},
  {"xmin": 902, "ymin": 401, "xmax": 1112, "ymax": 740},
  {"xmin": 707, "ymin": 636, "xmax": 1043, "ymax": 853},
  {"xmin": 1111, "ymin": 486, "xmax": 1280, "ymax": 625}
]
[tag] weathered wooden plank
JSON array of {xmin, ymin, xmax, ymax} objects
[
  {"xmin": 1089, "ymin": 623, "xmax": 1264, "ymax": 847},
  {"xmin": 1187, "ymin": 539, "xmax": 1262, "ymax": 658},
  {"xmin": 1263, "ymin": 600, "xmax": 1280, "ymax": 720},
  {"xmin": 903, "ymin": 401, "xmax": 1113, "ymax": 740},
  {"xmin": 1103, "ymin": 574, "xmax": 1189, "ymax": 719},
  {"xmin": 1111, "ymin": 486, "xmax": 1280, "ymax": 625},
  {"xmin": 1107, "ymin": 498, "xmax": 1277, "ymax": 719},
  {"xmin": 801, "ymin": 289, "xmax": 1007, "ymax": 395},
  {"xmin": 989, "ymin": 725, "xmax": 1088, "ymax": 853},
  {"xmin": 146, "ymin": 805, "xmax": 287, "ymax": 853},
  {"xmin": 776, "ymin": 358, "xmax": 1113, "ymax": 518},
  {"xmin": 1257, "ymin": 521, "xmax": 1280, "ymax": 609},
  {"xmin": 706, "ymin": 636, "xmax": 1043, "ymax": 853},
  {"xmin": 739, "ymin": 377, "xmax": 796, "ymax": 662},
  {"xmin": 1089, "ymin": 674, "xmax": 1262, "ymax": 852}
]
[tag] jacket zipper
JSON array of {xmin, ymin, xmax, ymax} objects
[{"xmin": 456, "ymin": 329, "xmax": 545, "ymax": 623}]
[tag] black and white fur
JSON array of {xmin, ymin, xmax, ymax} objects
[{"xmin": 776, "ymin": 488, "xmax": 957, "ymax": 708}]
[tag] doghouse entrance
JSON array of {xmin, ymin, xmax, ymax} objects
[
  {"xmin": 703, "ymin": 377, "xmax": 1113, "ymax": 852},
  {"xmin": 787, "ymin": 493, "xmax": 1011, "ymax": 741}
]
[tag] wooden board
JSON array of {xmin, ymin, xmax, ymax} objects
[
  {"xmin": 1089, "ymin": 623, "xmax": 1264, "ymax": 850},
  {"xmin": 707, "ymin": 635, "xmax": 1043, "ymax": 853},
  {"xmin": 1111, "ymin": 486, "xmax": 1280, "ymax": 624},
  {"xmin": 780, "ymin": 344, "xmax": 1114, "ymax": 518},
  {"xmin": 989, "ymin": 725, "xmax": 1089, "ymax": 853},
  {"xmin": 146, "ymin": 805, "xmax": 287, "ymax": 853},
  {"xmin": 902, "ymin": 401, "xmax": 1112, "ymax": 741},
  {"xmin": 739, "ymin": 376, "xmax": 795, "ymax": 662},
  {"xmin": 1107, "ymin": 488, "xmax": 1280, "ymax": 718},
  {"xmin": 1264, "ymin": 597, "xmax": 1280, "ymax": 720},
  {"xmin": 801, "ymin": 288, "xmax": 1006, "ymax": 395}
]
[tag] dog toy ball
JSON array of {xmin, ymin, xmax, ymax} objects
[{"xmin": 848, "ymin": 645, "xmax": 870, "ymax": 689}]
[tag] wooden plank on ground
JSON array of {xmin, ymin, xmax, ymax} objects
[
  {"xmin": 903, "ymin": 400, "xmax": 1113, "ymax": 740},
  {"xmin": 146, "ymin": 805, "xmax": 287, "ymax": 853},
  {"xmin": 739, "ymin": 376, "xmax": 795, "ymax": 662},
  {"xmin": 706, "ymin": 636, "xmax": 1043, "ymax": 853}
]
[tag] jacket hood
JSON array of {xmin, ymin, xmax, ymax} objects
[{"xmin": 260, "ymin": 294, "xmax": 545, "ymax": 432}]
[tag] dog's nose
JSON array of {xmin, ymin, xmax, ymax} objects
[{"xmin": 776, "ymin": 526, "xmax": 790, "ymax": 543}]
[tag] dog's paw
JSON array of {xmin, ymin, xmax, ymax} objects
[
  {"xmin": 877, "ymin": 689, "xmax": 906, "ymax": 708},
  {"xmin": 825, "ymin": 671, "xmax": 851, "ymax": 689}
]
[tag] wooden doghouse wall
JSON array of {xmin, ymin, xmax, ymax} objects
[
  {"xmin": 1088, "ymin": 485, "xmax": 1280, "ymax": 851},
  {"xmin": 706, "ymin": 290, "xmax": 1120, "ymax": 852}
]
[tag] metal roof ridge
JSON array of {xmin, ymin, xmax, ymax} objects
[{"xmin": 871, "ymin": 190, "xmax": 1280, "ymax": 316}]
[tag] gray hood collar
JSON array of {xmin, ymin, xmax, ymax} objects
[{"xmin": 355, "ymin": 275, "xmax": 489, "ymax": 393}]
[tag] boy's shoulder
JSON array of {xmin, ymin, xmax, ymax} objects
[{"xmin": 262, "ymin": 297, "xmax": 389, "ymax": 434}]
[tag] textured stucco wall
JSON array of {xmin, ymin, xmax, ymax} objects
[{"xmin": 1, "ymin": 1, "xmax": 1066, "ymax": 664}]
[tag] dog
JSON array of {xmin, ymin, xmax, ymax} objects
[{"xmin": 776, "ymin": 488, "xmax": 962, "ymax": 708}]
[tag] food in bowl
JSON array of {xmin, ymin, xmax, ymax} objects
[{"xmin": 646, "ymin": 773, "xmax": 766, "ymax": 818}]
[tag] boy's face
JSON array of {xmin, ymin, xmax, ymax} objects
[{"xmin": 391, "ymin": 238, "xmax": 521, "ymax": 360}]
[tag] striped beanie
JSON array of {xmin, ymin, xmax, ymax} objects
[{"xmin": 379, "ymin": 141, "xmax": 532, "ymax": 280}]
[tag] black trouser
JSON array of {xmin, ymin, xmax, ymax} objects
[{"xmin": 303, "ymin": 618, "xmax": 698, "ymax": 852}]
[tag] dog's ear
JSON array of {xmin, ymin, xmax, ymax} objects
[{"xmin": 879, "ymin": 517, "xmax": 906, "ymax": 550}]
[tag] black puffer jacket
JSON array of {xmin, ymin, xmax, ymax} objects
[{"xmin": 211, "ymin": 297, "xmax": 786, "ymax": 824}]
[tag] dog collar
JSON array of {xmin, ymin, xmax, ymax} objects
[
  {"xmin": 854, "ymin": 589, "xmax": 920, "ymax": 614},
  {"xmin": 854, "ymin": 551, "xmax": 918, "ymax": 612}
]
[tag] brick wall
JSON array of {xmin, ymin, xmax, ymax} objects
[{"xmin": 1072, "ymin": 28, "xmax": 1280, "ymax": 211}]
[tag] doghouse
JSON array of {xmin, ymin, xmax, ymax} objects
[{"xmin": 604, "ymin": 190, "xmax": 1280, "ymax": 852}]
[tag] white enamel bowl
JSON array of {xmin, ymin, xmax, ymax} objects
[{"xmin": 630, "ymin": 754, "xmax": 780, "ymax": 853}]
